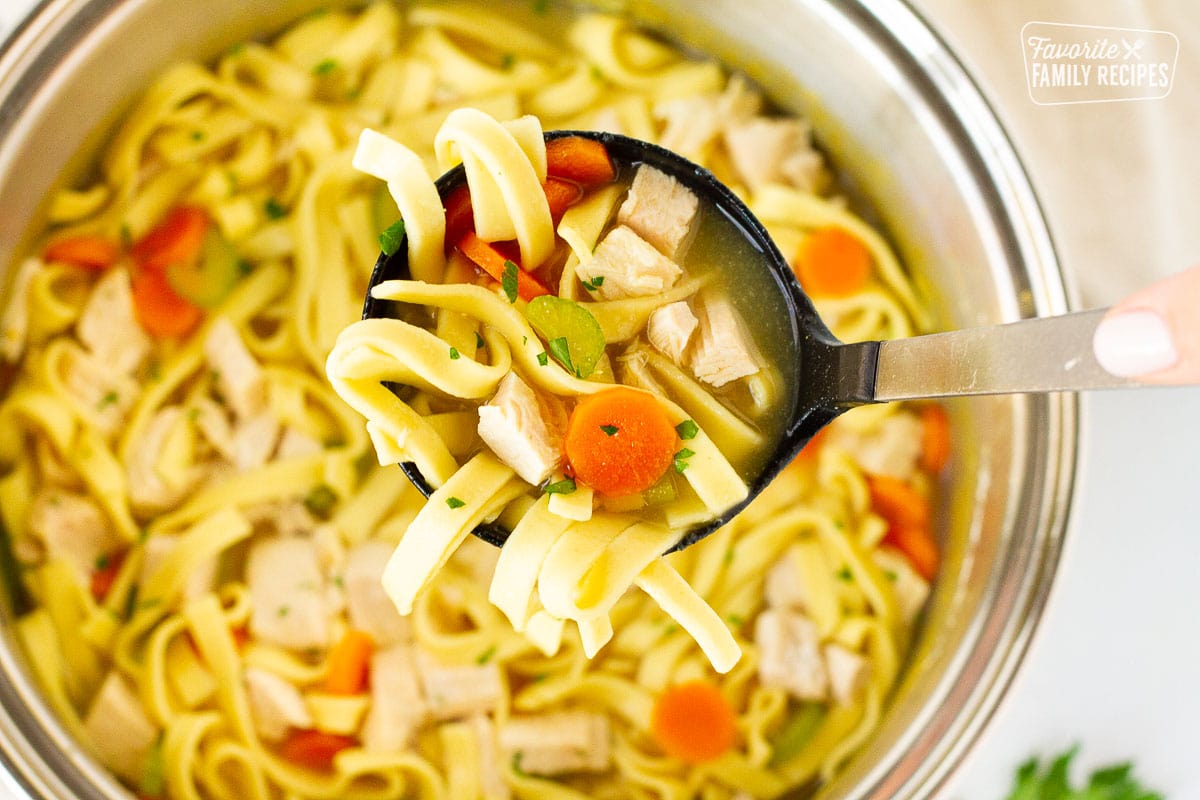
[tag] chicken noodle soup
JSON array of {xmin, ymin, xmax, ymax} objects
[
  {"xmin": 0, "ymin": 2, "xmax": 944, "ymax": 799},
  {"xmin": 331, "ymin": 115, "xmax": 805, "ymax": 672}
]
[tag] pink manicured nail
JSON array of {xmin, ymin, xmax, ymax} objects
[{"xmin": 1093, "ymin": 310, "xmax": 1178, "ymax": 377}]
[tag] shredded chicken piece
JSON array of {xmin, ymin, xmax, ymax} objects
[
  {"xmin": 477, "ymin": 372, "xmax": 562, "ymax": 485},
  {"xmin": 616, "ymin": 166, "xmax": 698, "ymax": 259}
]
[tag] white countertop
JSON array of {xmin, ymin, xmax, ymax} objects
[{"xmin": 3, "ymin": 1, "xmax": 1198, "ymax": 797}]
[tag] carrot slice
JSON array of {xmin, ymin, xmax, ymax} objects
[
  {"xmin": 131, "ymin": 267, "xmax": 203, "ymax": 338},
  {"xmin": 43, "ymin": 235, "xmax": 120, "ymax": 270},
  {"xmin": 542, "ymin": 178, "xmax": 584, "ymax": 220},
  {"xmin": 456, "ymin": 231, "xmax": 551, "ymax": 301},
  {"xmin": 651, "ymin": 681, "xmax": 738, "ymax": 764},
  {"xmin": 278, "ymin": 730, "xmax": 356, "ymax": 771},
  {"xmin": 323, "ymin": 629, "xmax": 374, "ymax": 695},
  {"xmin": 89, "ymin": 550, "xmax": 126, "ymax": 602},
  {"xmin": 794, "ymin": 227, "xmax": 872, "ymax": 297},
  {"xmin": 919, "ymin": 404, "xmax": 951, "ymax": 474},
  {"xmin": 545, "ymin": 136, "xmax": 616, "ymax": 185},
  {"xmin": 131, "ymin": 206, "xmax": 210, "ymax": 272},
  {"xmin": 564, "ymin": 387, "xmax": 677, "ymax": 496},
  {"xmin": 790, "ymin": 428, "xmax": 828, "ymax": 466},
  {"xmin": 867, "ymin": 475, "xmax": 938, "ymax": 581}
]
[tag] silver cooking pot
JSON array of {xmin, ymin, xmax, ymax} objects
[{"xmin": 0, "ymin": 0, "xmax": 1075, "ymax": 798}]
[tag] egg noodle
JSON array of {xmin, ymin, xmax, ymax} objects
[{"xmin": 0, "ymin": 3, "xmax": 938, "ymax": 799}]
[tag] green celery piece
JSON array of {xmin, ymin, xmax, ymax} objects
[
  {"xmin": 768, "ymin": 702, "xmax": 826, "ymax": 767},
  {"xmin": 524, "ymin": 295, "xmax": 606, "ymax": 378}
]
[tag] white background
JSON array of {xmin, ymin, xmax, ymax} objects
[{"xmin": 2, "ymin": 1, "xmax": 1198, "ymax": 798}]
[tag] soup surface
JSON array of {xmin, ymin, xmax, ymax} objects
[{"xmin": 0, "ymin": 3, "xmax": 945, "ymax": 799}]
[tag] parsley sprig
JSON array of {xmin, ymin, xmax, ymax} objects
[{"xmin": 1003, "ymin": 747, "xmax": 1163, "ymax": 800}]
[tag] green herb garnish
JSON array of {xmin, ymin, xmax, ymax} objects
[
  {"xmin": 190, "ymin": 130, "xmax": 205, "ymax": 142},
  {"xmin": 94, "ymin": 553, "xmax": 110, "ymax": 571},
  {"xmin": 264, "ymin": 198, "xmax": 287, "ymax": 219},
  {"xmin": 97, "ymin": 391, "xmax": 119, "ymax": 410},
  {"xmin": 303, "ymin": 485, "xmax": 338, "ymax": 519},
  {"xmin": 475, "ymin": 331, "xmax": 485, "ymax": 349},
  {"xmin": 544, "ymin": 478, "xmax": 576, "ymax": 495},
  {"xmin": 313, "ymin": 58, "xmax": 338, "ymax": 76},
  {"xmin": 547, "ymin": 336, "xmax": 575, "ymax": 375},
  {"xmin": 500, "ymin": 53, "xmax": 516, "ymax": 70},
  {"xmin": 378, "ymin": 219, "xmax": 406, "ymax": 256},
  {"xmin": 475, "ymin": 645, "xmax": 497, "ymax": 665},
  {"xmin": 673, "ymin": 447, "xmax": 695, "ymax": 473},
  {"xmin": 502, "ymin": 260, "xmax": 520, "ymax": 303},
  {"xmin": 446, "ymin": 497, "xmax": 466, "ymax": 509},
  {"xmin": 532, "ymin": 0, "xmax": 549, "ymax": 14},
  {"xmin": 536, "ymin": 352, "xmax": 549, "ymax": 366},
  {"xmin": 727, "ymin": 613, "xmax": 744, "ymax": 626},
  {"xmin": 449, "ymin": 347, "xmax": 460, "ymax": 360},
  {"xmin": 277, "ymin": 605, "xmax": 290, "ymax": 618},
  {"xmin": 600, "ymin": 424, "xmax": 619, "ymax": 436},
  {"xmin": 581, "ymin": 275, "xmax": 605, "ymax": 291},
  {"xmin": 512, "ymin": 751, "xmax": 527, "ymax": 776},
  {"xmin": 1002, "ymin": 747, "xmax": 1162, "ymax": 800},
  {"xmin": 836, "ymin": 566, "xmax": 853, "ymax": 582},
  {"xmin": 675, "ymin": 419, "xmax": 699, "ymax": 440},
  {"xmin": 139, "ymin": 735, "xmax": 166, "ymax": 798}
]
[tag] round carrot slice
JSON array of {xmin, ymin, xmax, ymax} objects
[
  {"xmin": 794, "ymin": 226, "xmax": 872, "ymax": 297},
  {"xmin": 564, "ymin": 387, "xmax": 677, "ymax": 497},
  {"xmin": 651, "ymin": 680, "xmax": 738, "ymax": 763}
]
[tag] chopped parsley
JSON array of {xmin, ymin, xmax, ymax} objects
[
  {"xmin": 277, "ymin": 605, "xmax": 291, "ymax": 618},
  {"xmin": 727, "ymin": 613, "xmax": 744, "ymax": 626},
  {"xmin": 449, "ymin": 347, "xmax": 461, "ymax": 360},
  {"xmin": 500, "ymin": 53, "xmax": 516, "ymax": 70},
  {"xmin": 378, "ymin": 219, "xmax": 406, "ymax": 256},
  {"xmin": 532, "ymin": 0, "xmax": 550, "ymax": 14},
  {"xmin": 475, "ymin": 645, "xmax": 497, "ymax": 665},
  {"xmin": 475, "ymin": 331, "xmax": 485, "ymax": 349},
  {"xmin": 97, "ymin": 390, "xmax": 119, "ymax": 410},
  {"xmin": 1002, "ymin": 747, "xmax": 1162, "ymax": 800},
  {"xmin": 94, "ymin": 553, "xmax": 111, "ymax": 571},
  {"xmin": 501, "ymin": 260, "xmax": 520, "ymax": 303},
  {"xmin": 446, "ymin": 496, "xmax": 466, "ymax": 509},
  {"xmin": 673, "ymin": 447, "xmax": 695, "ymax": 473},
  {"xmin": 303, "ymin": 485, "xmax": 338, "ymax": 519},
  {"xmin": 675, "ymin": 419, "xmax": 699, "ymax": 440},
  {"xmin": 544, "ymin": 478, "xmax": 576, "ymax": 495},
  {"xmin": 599, "ymin": 424, "xmax": 619, "ymax": 436},
  {"xmin": 884, "ymin": 570, "xmax": 899, "ymax": 582},
  {"xmin": 723, "ymin": 547, "xmax": 735, "ymax": 566},
  {"xmin": 264, "ymin": 198, "xmax": 287, "ymax": 219},
  {"xmin": 836, "ymin": 566, "xmax": 853, "ymax": 581},
  {"xmin": 313, "ymin": 58, "xmax": 338, "ymax": 76},
  {"xmin": 547, "ymin": 336, "xmax": 575, "ymax": 374},
  {"xmin": 190, "ymin": 130, "xmax": 205, "ymax": 142},
  {"xmin": 536, "ymin": 351, "xmax": 549, "ymax": 366},
  {"xmin": 237, "ymin": 259, "xmax": 254, "ymax": 276},
  {"xmin": 512, "ymin": 751, "xmax": 527, "ymax": 776},
  {"xmin": 581, "ymin": 275, "xmax": 605, "ymax": 291}
]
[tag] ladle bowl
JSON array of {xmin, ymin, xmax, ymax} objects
[{"xmin": 362, "ymin": 129, "xmax": 1139, "ymax": 552}]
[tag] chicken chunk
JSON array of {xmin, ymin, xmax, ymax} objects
[
  {"xmin": 60, "ymin": 344, "xmax": 139, "ymax": 437},
  {"xmin": 646, "ymin": 301, "xmax": 699, "ymax": 366},
  {"xmin": 0, "ymin": 257, "xmax": 40, "ymax": 362},
  {"xmin": 361, "ymin": 645, "xmax": 427, "ymax": 751},
  {"xmin": 141, "ymin": 534, "xmax": 217, "ymax": 601},
  {"xmin": 577, "ymin": 226, "xmax": 683, "ymax": 301},
  {"xmin": 204, "ymin": 317, "xmax": 266, "ymax": 418},
  {"xmin": 689, "ymin": 293, "xmax": 760, "ymax": 387},
  {"xmin": 755, "ymin": 608, "xmax": 828, "ymax": 701},
  {"xmin": 416, "ymin": 650, "xmax": 504, "ymax": 721},
  {"xmin": 872, "ymin": 546, "xmax": 931, "ymax": 626},
  {"xmin": 276, "ymin": 427, "xmax": 324, "ymax": 459},
  {"xmin": 82, "ymin": 672, "xmax": 159, "ymax": 783},
  {"xmin": 26, "ymin": 489, "xmax": 124, "ymax": 584},
  {"xmin": 477, "ymin": 372, "xmax": 562, "ymax": 485},
  {"xmin": 616, "ymin": 166, "xmax": 698, "ymax": 259},
  {"xmin": 244, "ymin": 667, "xmax": 313, "ymax": 742},
  {"xmin": 823, "ymin": 643, "xmax": 870, "ymax": 705},
  {"xmin": 76, "ymin": 268, "xmax": 152, "ymax": 375},
  {"xmin": 230, "ymin": 412, "xmax": 283, "ymax": 471},
  {"xmin": 246, "ymin": 537, "xmax": 331, "ymax": 652},
  {"xmin": 828, "ymin": 410, "xmax": 924, "ymax": 481},
  {"xmin": 470, "ymin": 715, "xmax": 512, "ymax": 800},
  {"xmin": 344, "ymin": 540, "xmax": 411, "ymax": 646},
  {"xmin": 126, "ymin": 407, "xmax": 203, "ymax": 514},
  {"xmin": 498, "ymin": 710, "xmax": 612, "ymax": 775},
  {"xmin": 763, "ymin": 543, "xmax": 810, "ymax": 612},
  {"xmin": 724, "ymin": 118, "xmax": 819, "ymax": 194}
]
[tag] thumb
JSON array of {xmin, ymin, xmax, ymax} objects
[{"xmin": 1092, "ymin": 265, "xmax": 1200, "ymax": 385}]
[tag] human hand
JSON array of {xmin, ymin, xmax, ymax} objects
[{"xmin": 1092, "ymin": 265, "xmax": 1200, "ymax": 385}]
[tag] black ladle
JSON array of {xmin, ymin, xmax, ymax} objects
[{"xmin": 362, "ymin": 130, "xmax": 1140, "ymax": 553}]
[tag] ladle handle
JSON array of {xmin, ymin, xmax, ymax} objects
[{"xmin": 870, "ymin": 308, "xmax": 1141, "ymax": 401}]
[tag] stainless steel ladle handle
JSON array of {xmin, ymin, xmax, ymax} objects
[{"xmin": 870, "ymin": 308, "xmax": 1141, "ymax": 401}]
